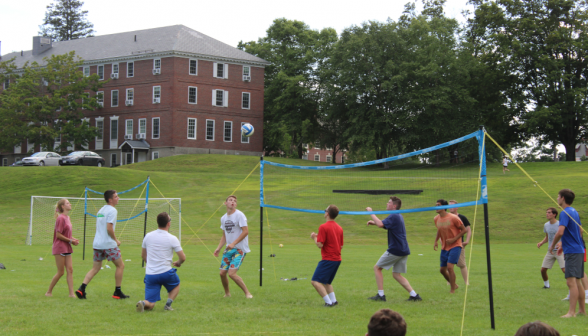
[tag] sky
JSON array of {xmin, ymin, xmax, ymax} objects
[{"xmin": 1, "ymin": 0, "xmax": 473, "ymax": 55}]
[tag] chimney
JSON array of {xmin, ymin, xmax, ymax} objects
[{"xmin": 32, "ymin": 36, "xmax": 52, "ymax": 56}]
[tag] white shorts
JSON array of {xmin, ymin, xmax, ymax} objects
[
  {"xmin": 542, "ymin": 250, "xmax": 565, "ymax": 269},
  {"xmin": 376, "ymin": 251, "xmax": 408, "ymax": 273}
]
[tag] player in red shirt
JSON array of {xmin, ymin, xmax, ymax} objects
[{"xmin": 310, "ymin": 204, "xmax": 344, "ymax": 307}]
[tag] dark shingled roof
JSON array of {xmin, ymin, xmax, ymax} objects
[{"xmin": 2, "ymin": 25, "xmax": 268, "ymax": 68}]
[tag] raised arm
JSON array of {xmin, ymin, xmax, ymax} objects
[
  {"xmin": 366, "ymin": 207, "xmax": 384, "ymax": 228},
  {"xmin": 310, "ymin": 232, "xmax": 323, "ymax": 249}
]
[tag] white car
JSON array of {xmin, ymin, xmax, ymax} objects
[{"xmin": 22, "ymin": 152, "xmax": 62, "ymax": 166}]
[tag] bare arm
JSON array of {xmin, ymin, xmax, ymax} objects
[
  {"xmin": 173, "ymin": 251, "xmax": 186, "ymax": 267},
  {"xmin": 107, "ymin": 223, "xmax": 120, "ymax": 246},
  {"xmin": 434, "ymin": 230, "xmax": 440, "ymax": 251},
  {"xmin": 366, "ymin": 207, "xmax": 384, "ymax": 228},
  {"xmin": 214, "ymin": 233, "xmax": 227, "ymax": 257},
  {"xmin": 226, "ymin": 226, "xmax": 249, "ymax": 250},
  {"xmin": 55, "ymin": 231, "xmax": 79, "ymax": 246},
  {"xmin": 447, "ymin": 224, "xmax": 467, "ymax": 245},
  {"xmin": 537, "ymin": 233, "xmax": 548, "ymax": 248},
  {"xmin": 549, "ymin": 226, "xmax": 565, "ymax": 254},
  {"xmin": 463, "ymin": 226, "xmax": 472, "ymax": 246},
  {"xmin": 310, "ymin": 232, "xmax": 323, "ymax": 248},
  {"xmin": 141, "ymin": 248, "xmax": 147, "ymax": 262}
]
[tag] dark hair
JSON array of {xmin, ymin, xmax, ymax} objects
[
  {"xmin": 326, "ymin": 205, "xmax": 339, "ymax": 220},
  {"xmin": 389, "ymin": 196, "xmax": 402, "ymax": 210},
  {"xmin": 226, "ymin": 195, "xmax": 237, "ymax": 202},
  {"xmin": 367, "ymin": 309, "xmax": 407, "ymax": 336},
  {"xmin": 437, "ymin": 199, "xmax": 448, "ymax": 206},
  {"xmin": 156, "ymin": 212, "xmax": 170, "ymax": 228},
  {"xmin": 104, "ymin": 190, "xmax": 117, "ymax": 203},
  {"xmin": 547, "ymin": 207, "xmax": 558, "ymax": 218},
  {"xmin": 558, "ymin": 189, "xmax": 575, "ymax": 205},
  {"xmin": 514, "ymin": 321, "xmax": 559, "ymax": 336}
]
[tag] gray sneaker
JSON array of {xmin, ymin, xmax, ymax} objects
[
  {"xmin": 164, "ymin": 305, "xmax": 174, "ymax": 311},
  {"xmin": 136, "ymin": 301, "xmax": 145, "ymax": 313}
]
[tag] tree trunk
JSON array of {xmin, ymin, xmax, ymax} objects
[{"xmin": 563, "ymin": 141, "xmax": 577, "ymax": 162}]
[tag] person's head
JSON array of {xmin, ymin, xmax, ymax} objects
[
  {"xmin": 387, "ymin": 197, "xmax": 401, "ymax": 210},
  {"xmin": 324, "ymin": 204, "xmax": 339, "ymax": 220},
  {"xmin": 156, "ymin": 212, "xmax": 171, "ymax": 229},
  {"xmin": 449, "ymin": 200, "xmax": 458, "ymax": 214},
  {"xmin": 104, "ymin": 190, "xmax": 119, "ymax": 206},
  {"xmin": 436, "ymin": 199, "xmax": 448, "ymax": 214},
  {"xmin": 225, "ymin": 195, "xmax": 237, "ymax": 211},
  {"xmin": 366, "ymin": 309, "xmax": 407, "ymax": 336},
  {"xmin": 557, "ymin": 189, "xmax": 574, "ymax": 206},
  {"xmin": 54, "ymin": 198, "xmax": 71, "ymax": 219},
  {"xmin": 546, "ymin": 207, "xmax": 558, "ymax": 220},
  {"xmin": 514, "ymin": 321, "xmax": 559, "ymax": 336}
]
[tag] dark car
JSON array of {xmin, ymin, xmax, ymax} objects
[
  {"xmin": 10, "ymin": 160, "xmax": 23, "ymax": 167},
  {"xmin": 59, "ymin": 151, "xmax": 106, "ymax": 167}
]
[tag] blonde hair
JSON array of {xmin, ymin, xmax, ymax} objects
[{"xmin": 54, "ymin": 198, "xmax": 68, "ymax": 219}]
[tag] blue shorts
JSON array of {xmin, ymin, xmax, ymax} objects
[
  {"xmin": 144, "ymin": 268, "xmax": 180, "ymax": 303},
  {"xmin": 312, "ymin": 260, "xmax": 341, "ymax": 284},
  {"xmin": 440, "ymin": 247, "xmax": 462, "ymax": 267}
]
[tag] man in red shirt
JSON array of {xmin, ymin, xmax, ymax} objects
[{"xmin": 310, "ymin": 204, "xmax": 344, "ymax": 307}]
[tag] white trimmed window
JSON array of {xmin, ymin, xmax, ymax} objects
[
  {"xmin": 326, "ymin": 155, "xmax": 332, "ymax": 163},
  {"xmin": 187, "ymin": 118, "xmax": 196, "ymax": 139},
  {"xmin": 152, "ymin": 151, "xmax": 159, "ymax": 160},
  {"xmin": 97, "ymin": 91, "xmax": 104, "ymax": 107},
  {"xmin": 152, "ymin": 117, "xmax": 160, "ymax": 139},
  {"xmin": 314, "ymin": 154, "xmax": 320, "ymax": 161},
  {"xmin": 189, "ymin": 59, "xmax": 198, "ymax": 75},
  {"xmin": 206, "ymin": 119, "xmax": 215, "ymax": 141},
  {"xmin": 95, "ymin": 117, "xmax": 104, "ymax": 150},
  {"xmin": 213, "ymin": 62, "xmax": 228, "ymax": 79},
  {"xmin": 127, "ymin": 62, "xmax": 134, "ymax": 77},
  {"xmin": 314, "ymin": 140, "xmax": 320, "ymax": 148},
  {"xmin": 212, "ymin": 89, "xmax": 228, "ymax": 107},
  {"xmin": 188, "ymin": 87, "xmax": 197, "ymax": 104},
  {"xmin": 153, "ymin": 86, "xmax": 161, "ymax": 103},
  {"xmin": 242, "ymin": 92, "xmax": 250, "ymax": 109},
  {"xmin": 139, "ymin": 118, "xmax": 146, "ymax": 138},
  {"xmin": 111, "ymin": 90, "xmax": 119, "ymax": 107},
  {"xmin": 112, "ymin": 63, "xmax": 119, "ymax": 75},
  {"xmin": 110, "ymin": 116, "xmax": 119, "ymax": 150},
  {"xmin": 126, "ymin": 119, "xmax": 133, "ymax": 139},
  {"xmin": 241, "ymin": 122, "xmax": 250, "ymax": 143},
  {"xmin": 98, "ymin": 65, "xmax": 104, "ymax": 80},
  {"xmin": 243, "ymin": 66, "xmax": 251, "ymax": 80},
  {"xmin": 83, "ymin": 66, "xmax": 90, "ymax": 77},
  {"xmin": 126, "ymin": 88, "xmax": 134, "ymax": 104},
  {"xmin": 224, "ymin": 121, "xmax": 232, "ymax": 142},
  {"xmin": 154, "ymin": 59, "xmax": 161, "ymax": 70}
]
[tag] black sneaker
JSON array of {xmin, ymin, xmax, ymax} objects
[
  {"xmin": 407, "ymin": 294, "xmax": 422, "ymax": 302},
  {"xmin": 542, "ymin": 286, "xmax": 550, "ymax": 289},
  {"xmin": 113, "ymin": 290, "xmax": 130, "ymax": 299},
  {"xmin": 75, "ymin": 289, "xmax": 86, "ymax": 299},
  {"xmin": 332, "ymin": 301, "xmax": 339, "ymax": 306},
  {"xmin": 323, "ymin": 303, "xmax": 334, "ymax": 307},
  {"xmin": 368, "ymin": 294, "xmax": 386, "ymax": 302}
]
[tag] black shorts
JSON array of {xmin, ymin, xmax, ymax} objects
[
  {"xmin": 564, "ymin": 253, "xmax": 585, "ymax": 279},
  {"xmin": 312, "ymin": 260, "xmax": 341, "ymax": 284}
]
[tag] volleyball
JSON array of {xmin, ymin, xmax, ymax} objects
[{"xmin": 241, "ymin": 123, "xmax": 254, "ymax": 137}]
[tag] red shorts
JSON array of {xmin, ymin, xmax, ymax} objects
[{"xmin": 93, "ymin": 247, "xmax": 121, "ymax": 262}]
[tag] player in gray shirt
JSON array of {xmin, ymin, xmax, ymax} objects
[{"xmin": 537, "ymin": 207, "xmax": 565, "ymax": 289}]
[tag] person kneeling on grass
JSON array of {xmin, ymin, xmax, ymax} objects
[
  {"xmin": 366, "ymin": 308, "xmax": 407, "ymax": 336},
  {"xmin": 137, "ymin": 212, "xmax": 185, "ymax": 312},
  {"xmin": 310, "ymin": 205, "xmax": 344, "ymax": 307},
  {"xmin": 433, "ymin": 199, "xmax": 466, "ymax": 294}
]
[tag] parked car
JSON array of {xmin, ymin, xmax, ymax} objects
[
  {"xmin": 59, "ymin": 151, "xmax": 106, "ymax": 167},
  {"xmin": 10, "ymin": 160, "xmax": 23, "ymax": 167},
  {"xmin": 22, "ymin": 152, "xmax": 62, "ymax": 166}
]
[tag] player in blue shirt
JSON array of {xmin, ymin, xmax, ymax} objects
[
  {"xmin": 366, "ymin": 196, "xmax": 421, "ymax": 302},
  {"xmin": 549, "ymin": 189, "xmax": 586, "ymax": 318}
]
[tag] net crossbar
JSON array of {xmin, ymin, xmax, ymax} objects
[{"xmin": 261, "ymin": 130, "xmax": 488, "ymax": 215}]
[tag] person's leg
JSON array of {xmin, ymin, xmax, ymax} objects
[
  {"xmin": 64, "ymin": 255, "xmax": 74, "ymax": 297},
  {"xmin": 374, "ymin": 265, "xmax": 384, "ymax": 291},
  {"xmin": 219, "ymin": 270, "xmax": 230, "ymax": 297},
  {"xmin": 168, "ymin": 284, "xmax": 180, "ymax": 301},
  {"xmin": 440, "ymin": 267, "xmax": 450, "ymax": 282},
  {"xmin": 311, "ymin": 281, "xmax": 328, "ymax": 298},
  {"xmin": 228, "ymin": 269, "xmax": 252, "ymax": 297},
  {"xmin": 457, "ymin": 248, "xmax": 469, "ymax": 285},
  {"xmin": 392, "ymin": 272, "xmax": 413, "ymax": 293},
  {"xmin": 46, "ymin": 255, "xmax": 66, "ymax": 296},
  {"xmin": 440, "ymin": 250, "xmax": 450, "ymax": 282},
  {"xmin": 143, "ymin": 300, "xmax": 156, "ymax": 310},
  {"xmin": 541, "ymin": 268, "xmax": 549, "ymax": 281},
  {"xmin": 576, "ymin": 278, "xmax": 586, "ymax": 315},
  {"xmin": 82, "ymin": 261, "xmax": 102, "ymax": 285},
  {"xmin": 447, "ymin": 263, "xmax": 458, "ymax": 293},
  {"xmin": 111, "ymin": 257, "xmax": 125, "ymax": 287},
  {"xmin": 564, "ymin": 277, "xmax": 579, "ymax": 317}
]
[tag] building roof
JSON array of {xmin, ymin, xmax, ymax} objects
[
  {"xmin": 2, "ymin": 25, "xmax": 268, "ymax": 68},
  {"xmin": 119, "ymin": 140, "xmax": 150, "ymax": 150}
]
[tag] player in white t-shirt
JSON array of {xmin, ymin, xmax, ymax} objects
[
  {"xmin": 136, "ymin": 212, "xmax": 186, "ymax": 312},
  {"xmin": 76, "ymin": 190, "xmax": 129, "ymax": 300},
  {"xmin": 214, "ymin": 195, "xmax": 252, "ymax": 298}
]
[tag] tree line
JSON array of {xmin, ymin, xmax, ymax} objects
[{"xmin": 239, "ymin": 0, "xmax": 588, "ymax": 162}]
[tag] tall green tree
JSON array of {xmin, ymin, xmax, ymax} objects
[
  {"xmin": 468, "ymin": 0, "xmax": 588, "ymax": 161},
  {"xmin": 0, "ymin": 52, "xmax": 103, "ymax": 153},
  {"xmin": 239, "ymin": 19, "xmax": 338, "ymax": 157},
  {"xmin": 39, "ymin": 0, "xmax": 94, "ymax": 41}
]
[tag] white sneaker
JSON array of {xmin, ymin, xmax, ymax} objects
[
  {"xmin": 136, "ymin": 300, "xmax": 145, "ymax": 313},
  {"xmin": 562, "ymin": 296, "xmax": 569, "ymax": 301},
  {"xmin": 164, "ymin": 305, "xmax": 174, "ymax": 311}
]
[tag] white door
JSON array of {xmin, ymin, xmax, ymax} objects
[{"xmin": 137, "ymin": 152, "xmax": 146, "ymax": 162}]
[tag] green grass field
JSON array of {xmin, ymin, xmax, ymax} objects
[{"xmin": 0, "ymin": 154, "xmax": 587, "ymax": 335}]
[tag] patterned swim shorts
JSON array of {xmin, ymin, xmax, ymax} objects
[
  {"xmin": 220, "ymin": 248, "xmax": 246, "ymax": 270},
  {"xmin": 93, "ymin": 247, "xmax": 121, "ymax": 262}
]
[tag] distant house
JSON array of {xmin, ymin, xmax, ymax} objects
[
  {"xmin": 576, "ymin": 143, "xmax": 587, "ymax": 161},
  {"xmin": 302, "ymin": 143, "xmax": 347, "ymax": 164},
  {"xmin": 0, "ymin": 25, "xmax": 268, "ymax": 166}
]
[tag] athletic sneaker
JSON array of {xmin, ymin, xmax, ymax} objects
[
  {"xmin": 562, "ymin": 295, "xmax": 569, "ymax": 301},
  {"xmin": 332, "ymin": 301, "xmax": 339, "ymax": 306},
  {"xmin": 75, "ymin": 289, "xmax": 86, "ymax": 299},
  {"xmin": 407, "ymin": 294, "xmax": 422, "ymax": 302},
  {"xmin": 113, "ymin": 290, "xmax": 130, "ymax": 299},
  {"xmin": 136, "ymin": 301, "xmax": 145, "ymax": 313},
  {"xmin": 542, "ymin": 286, "xmax": 550, "ymax": 289},
  {"xmin": 164, "ymin": 305, "xmax": 174, "ymax": 311},
  {"xmin": 368, "ymin": 294, "xmax": 386, "ymax": 302},
  {"xmin": 323, "ymin": 303, "xmax": 334, "ymax": 307}
]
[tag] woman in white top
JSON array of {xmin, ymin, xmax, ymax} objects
[{"xmin": 502, "ymin": 157, "xmax": 510, "ymax": 174}]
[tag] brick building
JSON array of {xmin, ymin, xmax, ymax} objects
[
  {"xmin": 0, "ymin": 25, "xmax": 267, "ymax": 166},
  {"xmin": 302, "ymin": 143, "xmax": 347, "ymax": 164}
]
